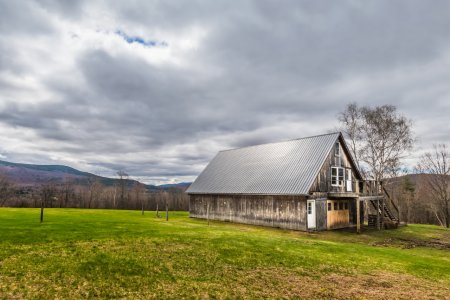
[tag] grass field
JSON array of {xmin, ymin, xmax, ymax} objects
[{"xmin": 0, "ymin": 208, "xmax": 449, "ymax": 299}]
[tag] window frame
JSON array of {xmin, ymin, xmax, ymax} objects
[
  {"xmin": 335, "ymin": 142, "xmax": 340, "ymax": 156},
  {"xmin": 331, "ymin": 167, "xmax": 345, "ymax": 187}
]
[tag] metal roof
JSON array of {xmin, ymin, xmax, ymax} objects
[{"xmin": 186, "ymin": 132, "xmax": 341, "ymax": 195}]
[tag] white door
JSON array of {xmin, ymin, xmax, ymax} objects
[
  {"xmin": 346, "ymin": 169, "xmax": 353, "ymax": 192},
  {"xmin": 307, "ymin": 200, "xmax": 316, "ymax": 229}
]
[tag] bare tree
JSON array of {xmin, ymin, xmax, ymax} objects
[
  {"xmin": 112, "ymin": 181, "xmax": 118, "ymax": 209},
  {"xmin": 160, "ymin": 191, "xmax": 169, "ymax": 221},
  {"xmin": 87, "ymin": 177, "xmax": 104, "ymax": 208},
  {"xmin": 40, "ymin": 183, "xmax": 57, "ymax": 222},
  {"xmin": 416, "ymin": 144, "xmax": 450, "ymax": 228},
  {"xmin": 60, "ymin": 177, "xmax": 74, "ymax": 208},
  {"xmin": 339, "ymin": 103, "xmax": 413, "ymax": 181},
  {"xmin": 132, "ymin": 182, "xmax": 146, "ymax": 215},
  {"xmin": 0, "ymin": 173, "xmax": 15, "ymax": 207},
  {"xmin": 117, "ymin": 170, "xmax": 129, "ymax": 208},
  {"xmin": 401, "ymin": 176, "xmax": 415, "ymax": 225},
  {"xmin": 338, "ymin": 103, "xmax": 363, "ymax": 171}
]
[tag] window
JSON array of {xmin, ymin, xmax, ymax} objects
[
  {"xmin": 335, "ymin": 142, "xmax": 340, "ymax": 156},
  {"xmin": 327, "ymin": 202, "xmax": 332, "ymax": 211},
  {"xmin": 331, "ymin": 167, "xmax": 337, "ymax": 186},
  {"xmin": 331, "ymin": 167, "xmax": 345, "ymax": 186},
  {"xmin": 344, "ymin": 202, "xmax": 348, "ymax": 210},
  {"xmin": 339, "ymin": 202, "xmax": 344, "ymax": 210},
  {"xmin": 333, "ymin": 202, "xmax": 338, "ymax": 210},
  {"xmin": 308, "ymin": 202, "xmax": 312, "ymax": 214}
]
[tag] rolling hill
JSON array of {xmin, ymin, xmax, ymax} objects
[{"xmin": 0, "ymin": 160, "xmax": 160, "ymax": 189}]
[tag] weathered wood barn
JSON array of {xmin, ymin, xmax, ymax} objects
[{"xmin": 186, "ymin": 132, "xmax": 399, "ymax": 231}]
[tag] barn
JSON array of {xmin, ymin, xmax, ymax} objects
[{"xmin": 186, "ymin": 132, "xmax": 399, "ymax": 231}]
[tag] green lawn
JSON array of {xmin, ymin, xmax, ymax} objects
[{"xmin": 0, "ymin": 208, "xmax": 449, "ymax": 299}]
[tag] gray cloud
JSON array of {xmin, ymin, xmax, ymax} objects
[{"xmin": 0, "ymin": 0, "xmax": 449, "ymax": 184}]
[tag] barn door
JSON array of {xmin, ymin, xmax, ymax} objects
[
  {"xmin": 307, "ymin": 200, "xmax": 316, "ymax": 229},
  {"xmin": 346, "ymin": 169, "xmax": 352, "ymax": 192}
]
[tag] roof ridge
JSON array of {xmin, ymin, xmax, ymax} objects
[{"xmin": 219, "ymin": 131, "xmax": 341, "ymax": 153}]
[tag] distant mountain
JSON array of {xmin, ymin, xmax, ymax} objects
[
  {"xmin": 0, "ymin": 160, "xmax": 158, "ymax": 190},
  {"xmin": 158, "ymin": 182, "xmax": 192, "ymax": 190}
]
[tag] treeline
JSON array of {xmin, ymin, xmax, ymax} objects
[
  {"xmin": 385, "ymin": 174, "xmax": 449, "ymax": 227},
  {"xmin": 0, "ymin": 176, "xmax": 189, "ymax": 211}
]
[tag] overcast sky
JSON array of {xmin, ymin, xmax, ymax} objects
[{"xmin": 1, "ymin": 1, "xmax": 449, "ymax": 184}]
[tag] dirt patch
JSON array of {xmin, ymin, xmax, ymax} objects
[
  {"xmin": 397, "ymin": 237, "xmax": 450, "ymax": 249},
  {"xmin": 372, "ymin": 237, "xmax": 450, "ymax": 249}
]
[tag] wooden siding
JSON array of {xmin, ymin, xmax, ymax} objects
[
  {"xmin": 315, "ymin": 199, "xmax": 328, "ymax": 231},
  {"xmin": 309, "ymin": 137, "xmax": 360, "ymax": 194},
  {"xmin": 326, "ymin": 200, "xmax": 350, "ymax": 229},
  {"xmin": 190, "ymin": 194, "xmax": 308, "ymax": 231}
]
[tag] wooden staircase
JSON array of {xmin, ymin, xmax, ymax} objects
[
  {"xmin": 369, "ymin": 199, "xmax": 397, "ymax": 222},
  {"xmin": 367, "ymin": 186, "xmax": 399, "ymax": 229}
]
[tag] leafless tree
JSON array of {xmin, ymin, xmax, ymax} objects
[
  {"xmin": 112, "ymin": 181, "xmax": 118, "ymax": 209},
  {"xmin": 132, "ymin": 182, "xmax": 146, "ymax": 215},
  {"xmin": 117, "ymin": 170, "xmax": 129, "ymax": 208},
  {"xmin": 60, "ymin": 177, "xmax": 75, "ymax": 208},
  {"xmin": 338, "ymin": 103, "xmax": 363, "ymax": 171},
  {"xmin": 0, "ymin": 172, "xmax": 15, "ymax": 207},
  {"xmin": 40, "ymin": 183, "xmax": 57, "ymax": 222},
  {"xmin": 401, "ymin": 176, "xmax": 415, "ymax": 225},
  {"xmin": 160, "ymin": 191, "xmax": 169, "ymax": 220},
  {"xmin": 339, "ymin": 103, "xmax": 413, "ymax": 181},
  {"xmin": 87, "ymin": 177, "xmax": 104, "ymax": 208},
  {"xmin": 416, "ymin": 144, "xmax": 450, "ymax": 228}
]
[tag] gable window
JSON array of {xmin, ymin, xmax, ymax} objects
[
  {"xmin": 331, "ymin": 167, "xmax": 345, "ymax": 186},
  {"xmin": 335, "ymin": 142, "xmax": 341, "ymax": 165}
]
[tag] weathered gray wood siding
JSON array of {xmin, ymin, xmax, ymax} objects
[
  {"xmin": 310, "ymin": 138, "xmax": 358, "ymax": 194},
  {"xmin": 190, "ymin": 194, "xmax": 307, "ymax": 231},
  {"xmin": 315, "ymin": 199, "xmax": 328, "ymax": 230}
]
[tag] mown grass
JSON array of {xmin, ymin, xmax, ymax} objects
[{"xmin": 0, "ymin": 208, "xmax": 449, "ymax": 299}]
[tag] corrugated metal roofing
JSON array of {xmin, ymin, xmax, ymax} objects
[{"xmin": 186, "ymin": 132, "xmax": 341, "ymax": 195}]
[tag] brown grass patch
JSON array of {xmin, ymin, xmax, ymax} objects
[{"xmin": 221, "ymin": 268, "xmax": 450, "ymax": 300}]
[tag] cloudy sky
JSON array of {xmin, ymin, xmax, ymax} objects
[{"xmin": 1, "ymin": 1, "xmax": 449, "ymax": 184}]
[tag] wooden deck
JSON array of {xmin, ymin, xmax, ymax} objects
[{"xmin": 328, "ymin": 192, "xmax": 359, "ymax": 198}]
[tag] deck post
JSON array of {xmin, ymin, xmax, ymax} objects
[
  {"xmin": 356, "ymin": 198, "xmax": 361, "ymax": 233},
  {"xmin": 376, "ymin": 199, "xmax": 381, "ymax": 230}
]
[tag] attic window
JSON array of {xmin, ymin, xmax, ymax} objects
[{"xmin": 335, "ymin": 142, "xmax": 340, "ymax": 156}]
